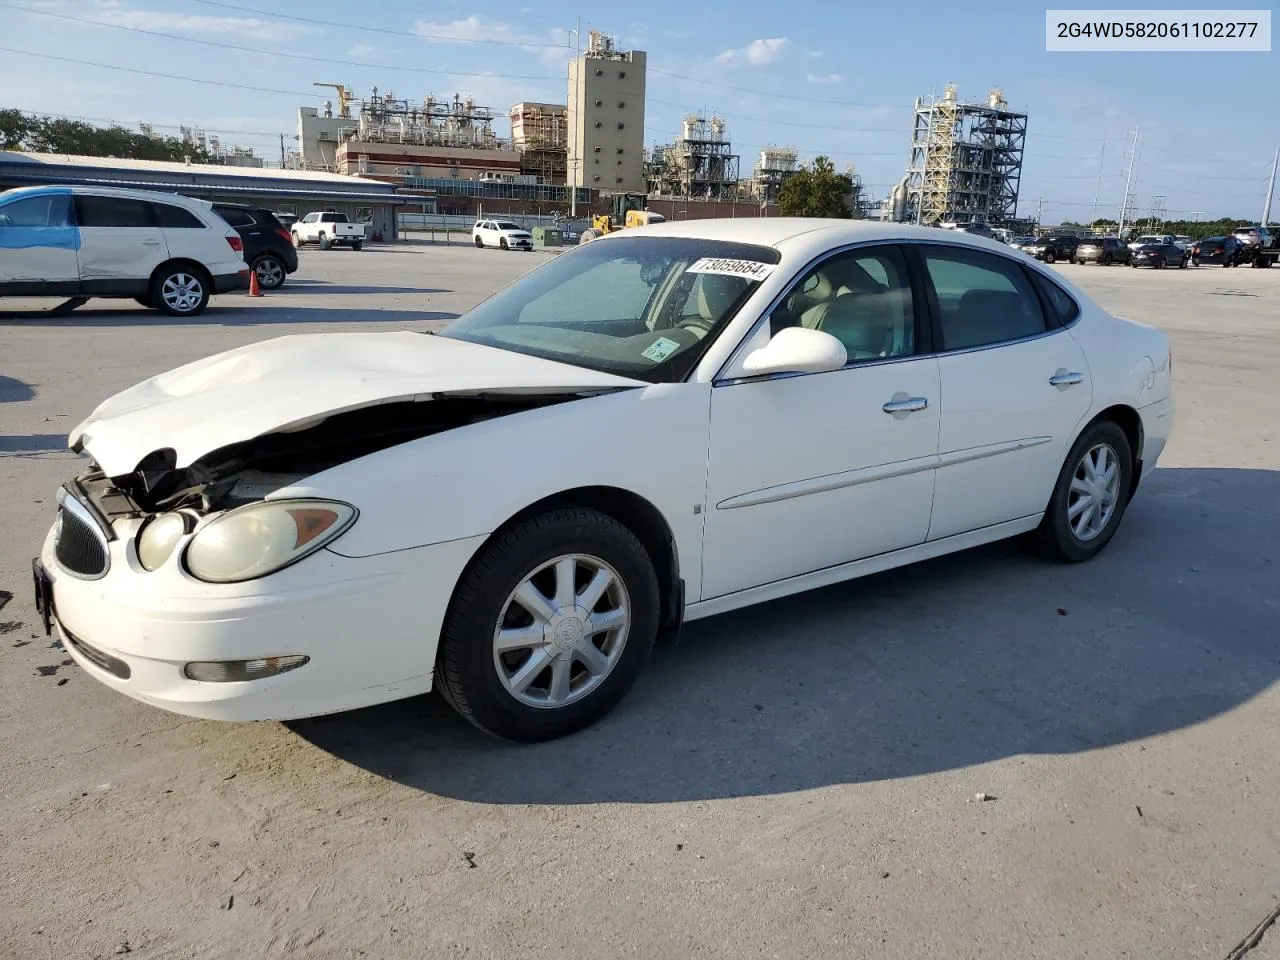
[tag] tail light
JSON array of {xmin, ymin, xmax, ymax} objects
[
  {"xmin": 274, "ymin": 226, "xmax": 292, "ymax": 243},
  {"xmin": 226, "ymin": 234, "xmax": 244, "ymax": 253}
]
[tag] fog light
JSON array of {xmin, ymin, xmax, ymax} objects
[{"xmin": 183, "ymin": 655, "xmax": 309, "ymax": 683}]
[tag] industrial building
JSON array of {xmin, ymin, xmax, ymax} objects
[
  {"xmin": 749, "ymin": 146, "xmax": 798, "ymax": 202},
  {"xmin": 510, "ymin": 102, "xmax": 568, "ymax": 185},
  {"xmin": 0, "ymin": 151, "xmax": 407, "ymax": 241},
  {"xmin": 567, "ymin": 31, "xmax": 647, "ymax": 194},
  {"xmin": 648, "ymin": 115, "xmax": 741, "ymax": 201},
  {"xmin": 897, "ymin": 84, "xmax": 1027, "ymax": 226}
]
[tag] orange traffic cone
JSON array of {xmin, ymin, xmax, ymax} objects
[{"xmin": 247, "ymin": 268, "xmax": 263, "ymax": 297}]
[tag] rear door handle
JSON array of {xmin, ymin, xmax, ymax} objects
[
  {"xmin": 1049, "ymin": 371, "xmax": 1084, "ymax": 386},
  {"xmin": 882, "ymin": 396, "xmax": 929, "ymax": 414},
  {"xmin": 141, "ymin": 239, "xmax": 161, "ymax": 245}
]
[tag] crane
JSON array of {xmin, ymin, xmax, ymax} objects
[{"xmin": 313, "ymin": 83, "xmax": 353, "ymax": 119}]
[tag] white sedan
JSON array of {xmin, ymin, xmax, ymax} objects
[{"xmin": 35, "ymin": 219, "xmax": 1174, "ymax": 742}]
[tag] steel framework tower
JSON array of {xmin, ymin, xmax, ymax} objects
[{"xmin": 903, "ymin": 84, "xmax": 1027, "ymax": 226}]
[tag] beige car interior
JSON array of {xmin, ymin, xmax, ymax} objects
[{"xmin": 781, "ymin": 254, "xmax": 915, "ymax": 361}]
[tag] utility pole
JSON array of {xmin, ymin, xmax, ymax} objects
[
  {"xmin": 1088, "ymin": 132, "xmax": 1107, "ymax": 229},
  {"xmin": 1118, "ymin": 124, "xmax": 1139, "ymax": 238},
  {"xmin": 1264, "ymin": 147, "xmax": 1279, "ymax": 227},
  {"xmin": 1035, "ymin": 197, "xmax": 1043, "ymax": 229},
  {"xmin": 568, "ymin": 18, "xmax": 581, "ymax": 219},
  {"xmin": 279, "ymin": 133, "xmax": 285, "ymax": 166}
]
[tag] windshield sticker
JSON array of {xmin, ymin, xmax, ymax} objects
[
  {"xmin": 687, "ymin": 257, "xmax": 776, "ymax": 281},
  {"xmin": 641, "ymin": 337, "xmax": 682, "ymax": 363}
]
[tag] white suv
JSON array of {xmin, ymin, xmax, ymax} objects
[
  {"xmin": 0, "ymin": 186, "xmax": 247, "ymax": 316},
  {"xmin": 472, "ymin": 219, "xmax": 533, "ymax": 251}
]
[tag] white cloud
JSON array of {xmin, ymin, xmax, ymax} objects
[
  {"xmin": 713, "ymin": 37, "xmax": 789, "ymax": 66},
  {"xmin": 346, "ymin": 43, "xmax": 381, "ymax": 59},
  {"xmin": 806, "ymin": 49, "xmax": 825, "ymax": 58},
  {"xmin": 412, "ymin": 16, "xmax": 572, "ymax": 67},
  {"xmin": 87, "ymin": 4, "xmax": 315, "ymax": 39},
  {"xmin": 807, "ymin": 73, "xmax": 843, "ymax": 85}
]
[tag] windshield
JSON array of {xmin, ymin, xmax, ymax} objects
[
  {"xmin": 1135, "ymin": 236, "xmax": 1162, "ymax": 244},
  {"xmin": 438, "ymin": 236, "xmax": 780, "ymax": 383},
  {"xmin": 497, "ymin": 221, "xmax": 524, "ymax": 230}
]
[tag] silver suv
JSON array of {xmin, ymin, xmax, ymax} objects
[{"xmin": 1232, "ymin": 225, "xmax": 1274, "ymax": 248}]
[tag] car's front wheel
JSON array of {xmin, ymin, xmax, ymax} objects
[
  {"xmin": 436, "ymin": 508, "xmax": 660, "ymax": 742},
  {"xmin": 1035, "ymin": 421, "xmax": 1133, "ymax": 562},
  {"xmin": 1044, "ymin": 250, "xmax": 1056, "ymax": 264},
  {"xmin": 252, "ymin": 254, "xmax": 286, "ymax": 290},
  {"xmin": 150, "ymin": 265, "xmax": 210, "ymax": 317},
  {"xmin": 500, "ymin": 237, "xmax": 509, "ymax": 250}
]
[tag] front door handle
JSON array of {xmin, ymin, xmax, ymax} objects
[
  {"xmin": 141, "ymin": 239, "xmax": 161, "ymax": 246},
  {"xmin": 1049, "ymin": 370, "xmax": 1084, "ymax": 386},
  {"xmin": 882, "ymin": 396, "xmax": 929, "ymax": 414}
]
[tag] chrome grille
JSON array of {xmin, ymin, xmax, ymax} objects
[{"xmin": 54, "ymin": 490, "xmax": 110, "ymax": 578}]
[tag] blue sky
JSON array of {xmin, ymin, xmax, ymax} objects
[{"xmin": 2, "ymin": 0, "xmax": 1277, "ymax": 222}]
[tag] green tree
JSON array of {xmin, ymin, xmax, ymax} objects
[
  {"xmin": 0, "ymin": 108, "xmax": 211, "ymax": 162},
  {"xmin": 777, "ymin": 156, "xmax": 855, "ymax": 218}
]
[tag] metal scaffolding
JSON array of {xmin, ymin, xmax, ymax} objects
[
  {"xmin": 903, "ymin": 84, "xmax": 1026, "ymax": 226},
  {"xmin": 750, "ymin": 146, "xmax": 797, "ymax": 202},
  {"xmin": 510, "ymin": 102, "xmax": 568, "ymax": 185},
  {"xmin": 651, "ymin": 115, "xmax": 741, "ymax": 200},
  {"xmin": 352, "ymin": 89, "xmax": 509, "ymax": 150}
]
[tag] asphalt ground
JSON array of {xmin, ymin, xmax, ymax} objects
[{"xmin": 2, "ymin": 242, "xmax": 1278, "ymax": 960}]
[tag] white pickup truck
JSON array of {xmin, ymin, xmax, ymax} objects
[{"xmin": 292, "ymin": 212, "xmax": 365, "ymax": 250}]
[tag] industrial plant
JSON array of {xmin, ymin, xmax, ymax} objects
[{"xmin": 70, "ymin": 27, "xmax": 1047, "ymax": 225}]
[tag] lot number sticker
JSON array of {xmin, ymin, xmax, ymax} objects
[
  {"xmin": 641, "ymin": 337, "xmax": 682, "ymax": 363},
  {"xmin": 687, "ymin": 257, "xmax": 776, "ymax": 281}
]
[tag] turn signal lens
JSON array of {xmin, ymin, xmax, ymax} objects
[
  {"xmin": 184, "ymin": 499, "xmax": 356, "ymax": 583},
  {"xmin": 183, "ymin": 655, "xmax": 310, "ymax": 682}
]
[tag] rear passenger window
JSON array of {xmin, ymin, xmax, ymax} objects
[
  {"xmin": 76, "ymin": 195, "xmax": 152, "ymax": 228},
  {"xmin": 1031, "ymin": 273, "xmax": 1080, "ymax": 327},
  {"xmin": 920, "ymin": 246, "xmax": 1048, "ymax": 351},
  {"xmin": 153, "ymin": 203, "xmax": 205, "ymax": 228}
]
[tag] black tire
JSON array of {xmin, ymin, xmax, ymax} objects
[
  {"xmin": 149, "ymin": 264, "xmax": 211, "ymax": 317},
  {"xmin": 318, "ymin": 233, "xmax": 331, "ymax": 251},
  {"xmin": 252, "ymin": 254, "xmax": 286, "ymax": 290},
  {"xmin": 1034, "ymin": 420, "xmax": 1133, "ymax": 563},
  {"xmin": 1179, "ymin": 256, "xmax": 1188, "ymax": 269},
  {"xmin": 500, "ymin": 237, "xmax": 509, "ymax": 250},
  {"xmin": 475, "ymin": 235, "xmax": 485, "ymax": 248},
  {"xmin": 1044, "ymin": 250, "xmax": 1056, "ymax": 264},
  {"xmin": 133, "ymin": 295, "xmax": 155, "ymax": 309},
  {"xmin": 1101, "ymin": 255, "xmax": 1111, "ymax": 265},
  {"xmin": 351, "ymin": 240, "xmax": 363, "ymax": 251},
  {"xmin": 1154, "ymin": 256, "xmax": 1165, "ymax": 269},
  {"xmin": 436, "ymin": 507, "xmax": 660, "ymax": 742}
]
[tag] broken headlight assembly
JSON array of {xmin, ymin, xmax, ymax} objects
[{"xmin": 183, "ymin": 499, "xmax": 357, "ymax": 584}]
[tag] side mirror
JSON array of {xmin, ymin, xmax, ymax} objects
[{"xmin": 741, "ymin": 326, "xmax": 848, "ymax": 377}]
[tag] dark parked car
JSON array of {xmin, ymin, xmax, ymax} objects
[
  {"xmin": 1130, "ymin": 240, "xmax": 1188, "ymax": 269},
  {"xmin": 1191, "ymin": 236, "xmax": 1247, "ymax": 267},
  {"xmin": 212, "ymin": 203, "xmax": 299, "ymax": 290},
  {"xmin": 1025, "ymin": 235, "xmax": 1079, "ymax": 264},
  {"xmin": 1072, "ymin": 237, "xmax": 1130, "ymax": 265}
]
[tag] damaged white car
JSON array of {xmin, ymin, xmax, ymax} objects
[{"xmin": 34, "ymin": 219, "xmax": 1174, "ymax": 741}]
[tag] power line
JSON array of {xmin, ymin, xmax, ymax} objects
[
  {"xmin": 184, "ymin": 0, "xmax": 570, "ymax": 48},
  {"xmin": 0, "ymin": 2, "xmax": 565, "ymax": 81}
]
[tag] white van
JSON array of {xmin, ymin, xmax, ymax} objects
[{"xmin": 0, "ymin": 185, "xmax": 248, "ymax": 316}]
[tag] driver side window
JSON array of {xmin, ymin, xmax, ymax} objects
[{"xmin": 770, "ymin": 245, "xmax": 916, "ymax": 363}]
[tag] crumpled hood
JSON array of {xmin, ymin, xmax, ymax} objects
[{"xmin": 70, "ymin": 331, "xmax": 642, "ymax": 477}]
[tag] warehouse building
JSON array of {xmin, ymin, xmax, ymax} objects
[{"xmin": 0, "ymin": 151, "xmax": 408, "ymax": 241}]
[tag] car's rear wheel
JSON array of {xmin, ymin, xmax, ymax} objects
[
  {"xmin": 292, "ymin": 231, "xmax": 303, "ymax": 247},
  {"xmin": 318, "ymin": 232, "xmax": 331, "ymax": 250},
  {"xmin": 252, "ymin": 254, "xmax": 286, "ymax": 290},
  {"xmin": 150, "ymin": 265, "xmax": 210, "ymax": 317},
  {"xmin": 1179, "ymin": 255, "xmax": 1188, "ymax": 269},
  {"xmin": 133, "ymin": 295, "xmax": 154, "ymax": 309},
  {"xmin": 474, "ymin": 235, "xmax": 485, "ymax": 248},
  {"xmin": 436, "ymin": 508, "xmax": 660, "ymax": 742},
  {"xmin": 1035, "ymin": 421, "xmax": 1133, "ymax": 563}
]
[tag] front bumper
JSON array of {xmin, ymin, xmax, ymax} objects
[{"xmin": 36, "ymin": 523, "xmax": 486, "ymax": 722}]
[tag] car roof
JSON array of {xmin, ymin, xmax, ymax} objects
[{"xmin": 1, "ymin": 183, "xmax": 213, "ymax": 210}]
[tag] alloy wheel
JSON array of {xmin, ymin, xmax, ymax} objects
[
  {"xmin": 1067, "ymin": 443, "xmax": 1121, "ymax": 542},
  {"xmin": 492, "ymin": 553, "xmax": 631, "ymax": 709},
  {"xmin": 160, "ymin": 273, "xmax": 204, "ymax": 314}
]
